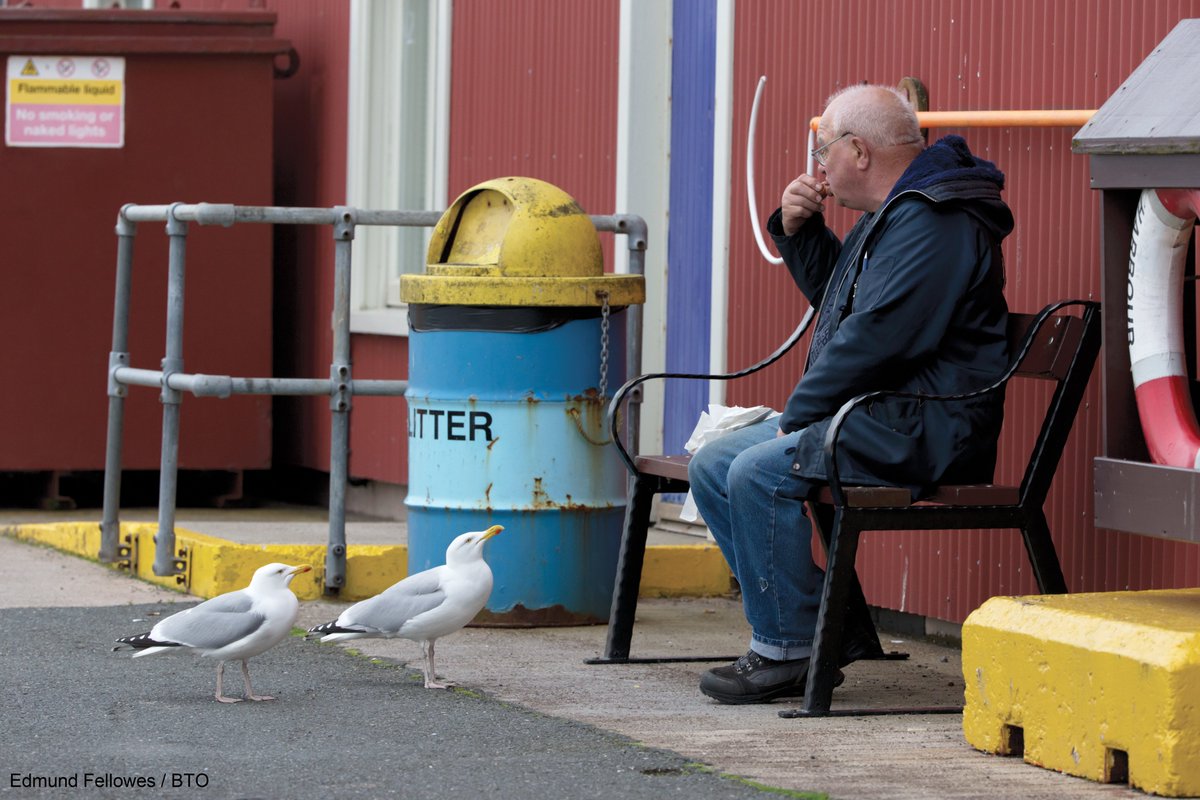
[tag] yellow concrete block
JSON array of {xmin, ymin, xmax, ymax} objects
[
  {"xmin": 340, "ymin": 545, "xmax": 408, "ymax": 601},
  {"xmin": 132, "ymin": 528, "xmax": 404, "ymax": 601},
  {"xmin": 962, "ymin": 589, "xmax": 1200, "ymax": 796},
  {"xmin": 638, "ymin": 544, "xmax": 733, "ymax": 598}
]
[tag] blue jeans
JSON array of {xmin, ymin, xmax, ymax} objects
[{"xmin": 687, "ymin": 418, "xmax": 823, "ymax": 661}]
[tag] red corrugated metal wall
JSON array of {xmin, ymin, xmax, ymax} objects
[
  {"xmin": 730, "ymin": 0, "xmax": 1200, "ymax": 622},
  {"xmin": 265, "ymin": 1, "xmax": 379, "ymax": 480},
  {"xmin": 448, "ymin": 0, "xmax": 620, "ymax": 260}
]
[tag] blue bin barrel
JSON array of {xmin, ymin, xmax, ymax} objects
[{"xmin": 405, "ymin": 308, "xmax": 627, "ymax": 625}]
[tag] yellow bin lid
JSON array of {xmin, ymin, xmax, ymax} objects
[{"xmin": 400, "ymin": 177, "xmax": 644, "ymax": 307}]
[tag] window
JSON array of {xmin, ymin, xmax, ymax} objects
[{"xmin": 346, "ymin": 0, "xmax": 451, "ymax": 335}]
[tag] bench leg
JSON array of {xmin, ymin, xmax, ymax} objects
[
  {"xmin": 1020, "ymin": 506, "xmax": 1068, "ymax": 594},
  {"xmin": 810, "ymin": 503, "xmax": 884, "ymax": 661},
  {"xmin": 802, "ymin": 507, "xmax": 861, "ymax": 715},
  {"xmin": 598, "ymin": 473, "xmax": 658, "ymax": 661}
]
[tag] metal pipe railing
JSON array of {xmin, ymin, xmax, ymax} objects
[
  {"xmin": 807, "ymin": 108, "xmax": 1096, "ymax": 132},
  {"xmin": 804, "ymin": 108, "xmax": 1097, "ymax": 176},
  {"xmin": 100, "ymin": 202, "xmax": 648, "ymax": 595},
  {"xmin": 152, "ymin": 204, "xmax": 189, "ymax": 578},
  {"xmin": 98, "ymin": 209, "xmax": 137, "ymax": 564},
  {"xmin": 325, "ymin": 209, "xmax": 356, "ymax": 591}
]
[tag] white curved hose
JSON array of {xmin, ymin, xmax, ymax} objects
[{"xmin": 747, "ymin": 75, "xmax": 784, "ymax": 265}]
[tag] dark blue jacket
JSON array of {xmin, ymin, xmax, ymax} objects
[{"xmin": 767, "ymin": 135, "xmax": 1012, "ymax": 497}]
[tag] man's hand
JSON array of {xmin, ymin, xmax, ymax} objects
[{"xmin": 780, "ymin": 174, "xmax": 830, "ymax": 236}]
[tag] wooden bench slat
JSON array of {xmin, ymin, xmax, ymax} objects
[
  {"xmin": 813, "ymin": 484, "xmax": 1020, "ymax": 508},
  {"xmin": 635, "ymin": 454, "xmax": 692, "ymax": 483},
  {"xmin": 814, "ymin": 486, "xmax": 912, "ymax": 507},
  {"xmin": 926, "ymin": 484, "xmax": 1020, "ymax": 506},
  {"xmin": 638, "ymin": 453, "xmax": 1021, "ymax": 508}
]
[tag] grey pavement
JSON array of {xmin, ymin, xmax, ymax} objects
[{"xmin": 0, "ymin": 524, "xmax": 1146, "ymax": 800}]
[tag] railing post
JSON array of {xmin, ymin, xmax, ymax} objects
[
  {"xmin": 152, "ymin": 203, "xmax": 188, "ymax": 578},
  {"xmin": 325, "ymin": 207, "xmax": 355, "ymax": 593},
  {"xmin": 99, "ymin": 206, "xmax": 137, "ymax": 563}
]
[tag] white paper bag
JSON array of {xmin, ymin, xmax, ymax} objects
[{"xmin": 679, "ymin": 404, "xmax": 779, "ymax": 523}]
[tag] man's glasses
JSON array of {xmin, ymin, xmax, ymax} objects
[{"xmin": 811, "ymin": 131, "xmax": 853, "ymax": 166}]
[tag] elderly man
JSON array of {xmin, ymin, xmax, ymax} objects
[{"xmin": 689, "ymin": 84, "xmax": 1012, "ymax": 704}]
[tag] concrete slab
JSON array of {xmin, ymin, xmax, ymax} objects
[
  {"xmin": 0, "ymin": 515, "xmax": 1148, "ymax": 798},
  {"xmin": 0, "ymin": 535, "xmax": 186, "ymax": 608}
]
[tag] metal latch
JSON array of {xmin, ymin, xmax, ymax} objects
[
  {"xmin": 116, "ymin": 532, "xmax": 138, "ymax": 573},
  {"xmin": 172, "ymin": 544, "xmax": 191, "ymax": 588}
]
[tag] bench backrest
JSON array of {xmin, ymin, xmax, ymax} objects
[
  {"xmin": 1007, "ymin": 302, "xmax": 1102, "ymax": 505},
  {"xmin": 616, "ymin": 301, "xmax": 1101, "ymax": 509}
]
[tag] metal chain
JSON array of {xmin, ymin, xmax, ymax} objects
[{"xmin": 598, "ymin": 291, "xmax": 610, "ymax": 400}]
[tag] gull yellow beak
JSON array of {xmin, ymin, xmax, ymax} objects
[
  {"xmin": 289, "ymin": 564, "xmax": 313, "ymax": 575},
  {"xmin": 481, "ymin": 525, "xmax": 503, "ymax": 540}
]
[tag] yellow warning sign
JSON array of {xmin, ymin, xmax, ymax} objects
[
  {"xmin": 9, "ymin": 79, "xmax": 122, "ymax": 105},
  {"xmin": 6, "ymin": 55, "xmax": 126, "ymax": 148}
]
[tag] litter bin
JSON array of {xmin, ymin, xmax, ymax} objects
[{"xmin": 400, "ymin": 177, "xmax": 645, "ymax": 624}]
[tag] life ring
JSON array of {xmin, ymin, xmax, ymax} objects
[{"xmin": 1128, "ymin": 188, "xmax": 1200, "ymax": 468}]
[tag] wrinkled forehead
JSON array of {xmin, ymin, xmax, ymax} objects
[
  {"xmin": 815, "ymin": 123, "xmax": 836, "ymax": 147},
  {"xmin": 817, "ymin": 98, "xmax": 844, "ymax": 140}
]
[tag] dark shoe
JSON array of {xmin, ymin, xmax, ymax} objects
[{"xmin": 699, "ymin": 650, "xmax": 844, "ymax": 705}]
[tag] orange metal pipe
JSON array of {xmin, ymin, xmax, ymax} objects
[{"xmin": 808, "ymin": 109, "xmax": 1095, "ymax": 131}]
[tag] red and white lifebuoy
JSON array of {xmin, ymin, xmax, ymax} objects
[{"xmin": 1128, "ymin": 188, "xmax": 1200, "ymax": 468}]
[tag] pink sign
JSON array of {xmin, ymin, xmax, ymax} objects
[{"xmin": 6, "ymin": 56, "xmax": 125, "ymax": 148}]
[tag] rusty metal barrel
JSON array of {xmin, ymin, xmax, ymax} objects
[{"xmin": 400, "ymin": 177, "xmax": 645, "ymax": 625}]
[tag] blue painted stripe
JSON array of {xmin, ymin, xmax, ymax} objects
[{"xmin": 665, "ymin": 0, "xmax": 717, "ymax": 458}]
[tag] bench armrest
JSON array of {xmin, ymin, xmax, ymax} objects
[
  {"xmin": 607, "ymin": 305, "xmax": 817, "ymax": 475},
  {"xmin": 822, "ymin": 299, "xmax": 1090, "ymax": 506}
]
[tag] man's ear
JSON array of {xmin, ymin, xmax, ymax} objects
[{"xmin": 853, "ymin": 138, "xmax": 870, "ymax": 170}]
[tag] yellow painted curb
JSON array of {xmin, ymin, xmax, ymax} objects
[
  {"xmin": 962, "ymin": 589, "xmax": 1200, "ymax": 796},
  {"xmin": 640, "ymin": 544, "xmax": 735, "ymax": 597},
  {"xmin": 2, "ymin": 523, "xmax": 732, "ymax": 603}
]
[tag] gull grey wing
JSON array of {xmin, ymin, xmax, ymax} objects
[
  {"xmin": 188, "ymin": 590, "xmax": 254, "ymax": 615},
  {"xmin": 152, "ymin": 602, "xmax": 266, "ymax": 649},
  {"xmin": 341, "ymin": 569, "xmax": 446, "ymax": 633}
]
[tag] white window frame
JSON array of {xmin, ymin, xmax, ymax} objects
[
  {"xmin": 346, "ymin": 0, "xmax": 451, "ymax": 336},
  {"xmin": 616, "ymin": 0, "xmax": 671, "ymax": 458}
]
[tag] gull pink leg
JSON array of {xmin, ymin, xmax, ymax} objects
[
  {"xmin": 240, "ymin": 659, "xmax": 275, "ymax": 701},
  {"xmin": 214, "ymin": 661, "xmax": 243, "ymax": 704},
  {"xmin": 421, "ymin": 640, "xmax": 451, "ymax": 689}
]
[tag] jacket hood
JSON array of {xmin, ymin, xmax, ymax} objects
[{"xmin": 886, "ymin": 135, "xmax": 1014, "ymax": 239}]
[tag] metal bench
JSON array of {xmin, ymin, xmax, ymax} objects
[{"xmin": 590, "ymin": 299, "xmax": 1102, "ymax": 717}]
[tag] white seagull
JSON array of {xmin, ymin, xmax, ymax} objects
[
  {"xmin": 114, "ymin": 562, "xmax": 311, "ymax": 703},
  {"xmin": 308, "ymin": 525, "xmax": 502, "ymax": 689}
]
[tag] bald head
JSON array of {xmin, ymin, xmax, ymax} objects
[
  {"xmin": 816, "ymin": 85, "xmax": 924, "ymax": 211},
  {"xmin": 820, "ymin": 85, "xmax": 922, "ymax": 152}
]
